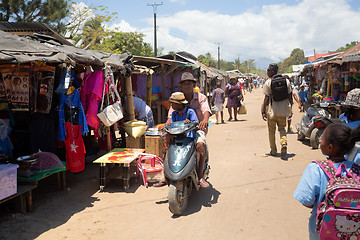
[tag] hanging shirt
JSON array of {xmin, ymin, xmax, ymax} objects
[
  {"xmin": 64, "ymin": 122, "xmax": 86, "ymax": 173},
  {"xmin": 58, "ymin": 89, "xmax": 88, "ymax": 141}
]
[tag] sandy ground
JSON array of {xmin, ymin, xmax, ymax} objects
[{"xmin": 0, "ymin": 87, "xmax": 324, "ymax": 240}]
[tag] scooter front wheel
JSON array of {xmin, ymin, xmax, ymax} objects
[{"xmin": 168, "ymin": 180, "xmax": 188, "ymax": 215}]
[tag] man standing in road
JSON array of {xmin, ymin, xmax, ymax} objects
[
  {"xmin": 154, "ymin": 72, "xmax": 211, "ymax": 188},
  {"xmin": 261, "ymin": 63, "xmax": 293, "ymax": 159}
]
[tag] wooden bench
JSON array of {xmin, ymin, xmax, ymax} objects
[{"xmin": 0, "ymin": 184, "xmax": 37, "ymax": 213}]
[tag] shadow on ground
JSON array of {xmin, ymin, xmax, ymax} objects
[
  {"xmin": 170, "ymin": 183, "xmax": 221, "ymax": 218},
  {"xmin": 0, "ymin": 163, "xmax": 102, "ymax": 239}
]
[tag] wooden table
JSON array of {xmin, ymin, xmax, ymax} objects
[
  {"xmin": 0, "ymin": 184, "xmax": 37, "ymax": 213},
  {"xmin": 93, "ymin": 148, "xmax": 145, "ymax": 191},
  {"xmin": 18, "ymin": 170, "xmax": 67, "ymax": 191}
]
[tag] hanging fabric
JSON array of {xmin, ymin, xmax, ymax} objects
[{"xmin": 80, "ymin": 70, "xmax": 105, "ymax": 130}]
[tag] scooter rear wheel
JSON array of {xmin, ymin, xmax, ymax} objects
[
  {"xmin": 310, "ymin": 128, "xmax": 320, "ymax": 149},
  {"xmin": 297, "ymin": 132, "xmax": 305, "ymax": 141},
  {"xmin": 168, "ymin": 180, "xmax": 188, "ymax": 215}
]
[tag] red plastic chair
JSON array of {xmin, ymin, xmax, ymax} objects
[{"xmin": 136, "ymin": 154, "xmax": 164, "ymax": 188}]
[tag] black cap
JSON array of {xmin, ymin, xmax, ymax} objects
[{"xmin": 267, "ymin": 63, "xmax": 278, "ymax": 72}]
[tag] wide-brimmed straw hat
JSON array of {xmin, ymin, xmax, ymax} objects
[
  {"xmin": 180, "ymin": 72, "xmax": 197, "ymax": 83},
  {"xmin": 342, "ymin": 88, "xmax": 360, "ymax": 109},
  {"xmin": 169, "ymin": 92, "xmax": 188, "ymax": 104}
]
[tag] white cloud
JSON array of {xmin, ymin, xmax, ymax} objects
[
  {"xmin": 107, "ymin": 20, "xmax": 137, "ymax": 32},
  {"xmin": 99, "ymin": 0, "xmax": 360, "ymax": 68},
  {"xmin": 143, "ymin": 0, "xmax": 360, "ymax": 65}
]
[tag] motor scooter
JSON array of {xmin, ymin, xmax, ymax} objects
[
  {"xmin": 163, "ymin": 121, "xmax": 209, "ymax": 215},
  {"xmin": 296, "ymin": 101, "xmax": 342, "ymax": 149}
]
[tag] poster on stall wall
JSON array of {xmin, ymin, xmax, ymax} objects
[
  {"xmin": 0, "ymin": 73, "xmax": 7, "ymax": 102},
  {"xmin": 11, "ymin": 68, "xmax": 30, "ymax": 104},
  {"xmin": 0, "ymin": 67, "xmax": 14, "ymax": 103},
  {"xmin": 33, "ymin": 65, "xmax": 55, "ymax": 113}
]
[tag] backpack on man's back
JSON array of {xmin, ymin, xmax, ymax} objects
[
  {"xmin": 270, "ymin": 75, "xmax": 288, "ymax": 101},
  {"xmin": 314, "ymin": 160, "xmax": 360, "ymax": 240}
]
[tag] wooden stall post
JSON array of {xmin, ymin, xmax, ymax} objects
[
  {"xmin": 146, "ymin": 74, "xmax": 152, "ymax": 107},
  {"xmin": 327, "ymin": 65, "xmax": 332, "ymax": 99},
  {"xmin": 125, "ymin": 76, "xmax": 135, "ymax": 121},
  {"xmin": 161, "ymin": 64, "xmax": 166, "ymax": 122}
]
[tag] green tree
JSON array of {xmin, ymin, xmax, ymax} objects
[
  {"xmin": 0, "ymin": 0, "xmax": 68, "ymax": 33},
  {"xmin": 337, "ymin": 41, "xmax": 359, "ymax": 51},
  {"xmin": 97, "ymin": 31, "xmax": 153, "ymax": 56},
  {"xmin": 240, "ymin": 59, "xmax": 256, "ymax": 73},
  {"xmin": 197, "ymin": 53, "xmax": 216, "ymax": 68},
  {"xmin": 220, "ymin": 60, "xmax": 235, "ymax": 71},
  {"xmin": 278, "ymin": 48, "xmax": 306, "ymax": 74},
  {"xmin": 73, "ymin": 16, "xmax": 106, "ymax": 50},
  {"xmin": 66, "ymin": 4, "xmax": 117, "ymax": 46}
]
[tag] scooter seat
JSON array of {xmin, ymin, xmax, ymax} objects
[{"xmin": 306, "ymin": 107, "xmax": 318, "ymax": 118}]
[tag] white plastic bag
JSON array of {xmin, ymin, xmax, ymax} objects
[{"xmin": 124, "ymin": 120, "xmax": 147, "ymax": 138}]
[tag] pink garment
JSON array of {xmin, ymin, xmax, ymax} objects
[
  {"xmin": 80, "ymin": 70, "xmax": 104, "ymax": 130},
  {"xmin": 168, "ymin": 92, "xmax": 211, "ymax": 134}
]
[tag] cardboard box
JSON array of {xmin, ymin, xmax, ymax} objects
[
  {"xmin": 126, "ymin": 135, "xmax": 145, "ymax": 149},
  {"xmin": 0, "ymin": 164, "xmax": 18, "ymax": 201},
  {"xmin": 145, "ymin": 135, "xmax": 164, "ymax": 158}
]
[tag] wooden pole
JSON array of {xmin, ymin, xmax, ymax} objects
[
  {"xmin": 161, "ymin": 64, "xmax": 166, "ymax": 122},
  {"xmin": 146, "ymin": 74, "xmax": 152, "ymax": 107},
  {"xmin": 327, "ymin": 65, "xmax": 332, "ymax": 99},
  {"xmin": 161, "ymin": 63, "xmax": 166, "ymax": 99},
  {"xmin": 106, "ymin": 126, "xmax": 111, "ymax": 151},
  {"xmin": 125, "ymin": 76, "xmax": 135, "ymax": 121}
]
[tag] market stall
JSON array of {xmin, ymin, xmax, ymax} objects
[{"xmin": 0, "ymin": 29, "xmax": 139, "ymax": 207}]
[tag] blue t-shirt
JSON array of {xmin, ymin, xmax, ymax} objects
[
  {"xmin": 298, "ymin": 89, "xmax": 307, "ymax": 102},
  {"xmin": 171, "ymin": 106, "xmax": 198, "ymax": 138},
  {"xmin": 293, "ymin": 161, "xmax": 355, "ymax": 240}
]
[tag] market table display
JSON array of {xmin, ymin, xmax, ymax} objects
[
  {"xmin": 93, "ymin": 148, "xmax": 145, "ymax": 191},
  {"xmin": 17, "ymin": 163, "xmax": 67, "ymax": 191},
  {"xmin": 0, "ymin": 184, "xmax": 37, "ymax": 213}
]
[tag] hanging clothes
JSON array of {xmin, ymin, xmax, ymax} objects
[
  {"xmin": 64, "ymin": 122, "xmax": 85, "ymax": 173},
  {"xmin": 58, "ymin": 89, "xmax": 88, "ymax": 141},
  {"xmin": 80, "ymin": 70, "xmax": 105, "ymax": 130},
  {"xmin": 0, "ymin": 119, "xmax": 13, "ymax": 156}
]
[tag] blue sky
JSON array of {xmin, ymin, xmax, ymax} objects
[{"xmin": 73, "ymin": 0, "xmax": 360, "ymax": 69}]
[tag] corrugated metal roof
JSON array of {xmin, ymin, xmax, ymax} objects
[
  {"xmin": 327, "ymin": 42, "xmax": 360, "ymax": 64},
  {"xmin": 0, "ymin": 22, "xmax": 73, "ymax": 46}
]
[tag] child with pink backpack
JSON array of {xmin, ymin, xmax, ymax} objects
[{"xmin": 294, "ymin": 123, "xmax": 360, "ymax": 240}]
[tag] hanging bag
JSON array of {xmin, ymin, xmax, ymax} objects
[{"xmin": 97, "ymin": 66, "xmax": 124, "ymax": 127}]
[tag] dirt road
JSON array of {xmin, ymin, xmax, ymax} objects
[{"xmin": 0, "ymin": 87, "xmax": 323, "ymax": 240}]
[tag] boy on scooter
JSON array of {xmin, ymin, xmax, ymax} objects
[
  {"xmin": 155, "ymin": 72, "xmax": 211, "ymax": 188},
  {"xmin": 154, "ymin": 92, "xmax": 199, "ymax": 187}
]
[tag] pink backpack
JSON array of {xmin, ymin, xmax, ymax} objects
[{"xmin": 314, "ymin": 160, "xmax": 360, "ymax": 240}]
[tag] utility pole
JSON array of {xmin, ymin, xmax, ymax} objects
[
  {"xmin": 148, "ymin": 2, "xmax": 163, "ymax": 57},
  {"xmin": 215, "ymin": 42, "xmax": 221, "ymax": 70}
]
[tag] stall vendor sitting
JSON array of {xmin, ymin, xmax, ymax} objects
[{"xmin": 124, "ymin": 95, "xmax": 154, "ymax": 129}]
